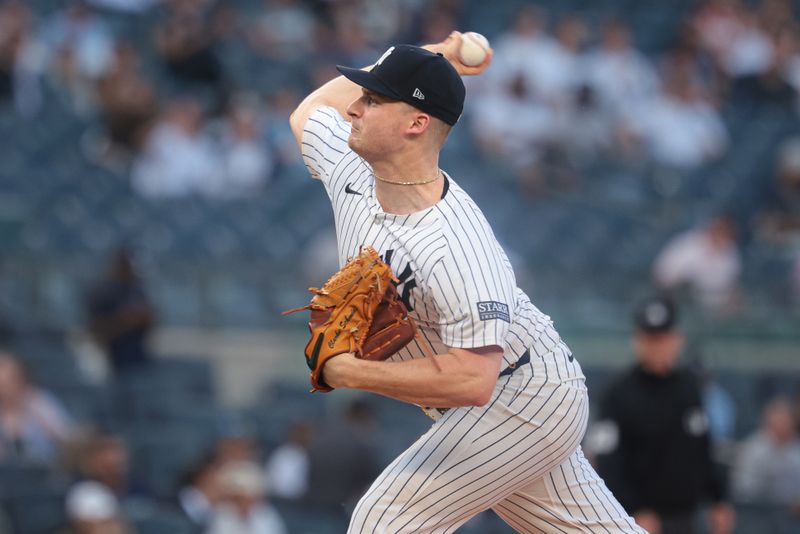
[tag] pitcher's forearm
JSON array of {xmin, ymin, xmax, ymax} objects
[{"xmin": 322, "ymin": 351, "xmax": 501, "ymax": 408}]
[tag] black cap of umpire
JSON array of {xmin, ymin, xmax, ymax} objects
[
  {"xmin": 633, "ymin": 296, "xmax": 678, "ymax": 333},
  {"xmin": 336, "ymin": 45, "xmax": 466, "ymax": 126}
]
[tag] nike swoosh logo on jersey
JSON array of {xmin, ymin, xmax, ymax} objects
[{"xmin": 345, "ymin": 183, "xmax": 362, "ymax": 195}]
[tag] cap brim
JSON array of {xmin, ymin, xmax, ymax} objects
[{"xmin": 336, "ymin": 66, "xmax": 403, "ymax": 101}]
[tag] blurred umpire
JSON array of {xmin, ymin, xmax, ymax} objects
[{"xmin": 591, "ymin": 297, "xmax": 736, "ymax": 534}]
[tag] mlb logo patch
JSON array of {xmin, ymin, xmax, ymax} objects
[{"xmin": 477, "ymin": 301, "xmax": 510, "ymax": 323}]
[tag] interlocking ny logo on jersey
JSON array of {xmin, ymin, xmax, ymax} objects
[
  {"xmin": 477, "ymin": 301, "xmax": 510, "ymax": 323},
  {"xmin": 381, "ymin": 249, "xmax": 416, "ymax": 312}
]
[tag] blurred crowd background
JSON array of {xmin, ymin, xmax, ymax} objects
[{"xmin": 0, "ymin": 0, "xmax": 799, "ymax": 532}]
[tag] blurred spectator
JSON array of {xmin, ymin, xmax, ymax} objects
[
  {"xmin": 693, "ymin": 0, "xmax": 778, "ymax": 80},
  {"xmin": 488, "ymin": 7, "xmax": 552, "ymax": 89},
  {"xmin": 264, "ymin": 421, "xmax": 312, "ymax": 500},
  {"xmin": 758, "ymin": 0, "xmax": 797, "ymax": 37},
  {"xmin": 73, "ymin": 434, "xmax": 132, "ymax": 498},
  {"xmin": 65, "ymin": 480, "xmax": 130, "ymax": 534},
  {"xmin": 214, "ymin": 432, "xmax": 260, "ymax": 465},
  {"xmin": 324, "ymin": 3, "xmax": 381, "ymax": 67},
  {"xmin": 690, "ymin": 353, "xmax": 738, "ymax": 446},
  {"xmin": 95, "ymin": 41, "xmax": 158, "ymax": 155},
  {"xmin": 624, "ymin": 64, "xmax": 728, "ymax": 169},
  {"xmin": 0, "ymin": 352, "xmax": 75, "ymax": 465},
  {"xmin": 263, "ymin": 88, "xmax": 305, "ymax": 170},
  {"xmin": 470, "ymin": 71, "xmax": 553, "ymax": 173},
  {"xmin": 589, "ymin": 296, "xmax": 735, "ymax": 534},
  {"xmin": 176, "ymin": 454, "xmax": 222, "ymax": 530},
  {"xmin": 0, "ymin": 0, "xmax": 44, "ymax": 116},
  {"xmin": 215, "ymin": 94, "xmax": 273, "ymax": 198},
  {"xmin": 664, "ymin": 22, "xmax": 724, "ymax": 104},
  {"xmin": 547, "ymin": 16, "xmax": 589, "ymax": 98},
  {"xmin": 731, "ymin": 396, "xmax": 800, "ymax": 506},
  {"xmin": 550, "ymin": 85, "xmax": 616, "ymax": 180},
  {"xmin": 720, "ymin": 10, "xmax": 774, "ymax": 78},
  {"xmin": 781, "ymin": 29, "xmax": 800, "ymax": 98},
  {"xmin": 153, "ymin": 0, "xmax": 231, "ymax": 111},
  {"xmin": 86, "ymin": 249, "xmax": 156, "ymax": 373},
  {"xmin": 40, "ymin": 0, "xmax": 115, "ymax": 115},
  {"xmin": 758, "ymin": 136, "xmax": 800, "ymax": 243},
  {"xmin": 653, "ymin": 216, "xmax": 742, "ymax": 314},
  {"xmin": 41, "ymin": 0, "xmax": 114, "ymax": 77},
  {"xmin": 247, "ymin": 0, "xmax": 317, "ymax": 60},
  {"xmin": 701, "ymin": 375, "xmax": 738, "ymax": 447},
  {"xmin": 731, "ymin": 27, "xmax": 797, "ymax": 113},
  {"xmin": 548, "ymin": 85, "xmax": 625, "ymax": 193},
  {"xmin": 66, "ymin": 431, "xmax": 152, "ymax": 529},
  {"xmin": 131, "ymin": 94, "xmax": 224, "ymax": 198},
  {"xmin": 489, "ymin": 8, "xmax": 582, "ymax": 105},
  {"xmin": 474, "ymin": 12, "xmax": 585, "ymax": 187},
  {"xmin": 692, "ymin": 0, "xmax": 748, "ymax": 68},
  {"xmin": 305, "ymin": 399, "xmax": 380, "ymax": 517},
  {"xmin": 356, "ymin": 0, "xmax": 408, "ymax": 48},
  {"xmin": 413, "ymin": 4, "xmax": 457, "ymax": 45},
  {"xmin": 582, "ymin": 21, "xmax": 659, "ymax": 117},
  {"xmin": 207, "ymin": 461, "xmax": 288, "ymax": 534}
]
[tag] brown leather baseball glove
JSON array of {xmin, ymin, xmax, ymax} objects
[{"xmin": 283, "ymin": 247, "xmax": 416, "ymax": 392}]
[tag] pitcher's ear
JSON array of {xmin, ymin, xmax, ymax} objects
[{"xmin": 407, "ymin": 112, "xmax": 431, "ymax": 136}]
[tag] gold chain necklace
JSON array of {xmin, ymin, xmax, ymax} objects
[{"xmin": 374, "ymin": 169, "xmax": 442, "ymax": 186}]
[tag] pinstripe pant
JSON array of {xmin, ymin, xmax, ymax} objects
[{"xmin": 348, "ymin": 350, "xmax": 646, "ymax": 533}]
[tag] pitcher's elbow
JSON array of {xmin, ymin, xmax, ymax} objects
[
  {"xmin": 468, "ymin": 382, "xmax": 495, "ymax": 407},
  {"xmin": 289, "ymin": 109, "xmax": 302, "ymax": 136}
]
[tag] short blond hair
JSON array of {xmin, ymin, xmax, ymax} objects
[{"xmin": 428, "ymin": 116, "xmax": 452, "ymax": 148}]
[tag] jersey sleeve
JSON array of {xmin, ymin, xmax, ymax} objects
[
  {"xmin": 300, "ymin": 106, "xmax": 352, "ymax": 183},
  {"xmin": 428, "ymin": 253, "xmax": 515, "ymax": 350}
]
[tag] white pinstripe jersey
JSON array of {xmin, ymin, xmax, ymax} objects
[
  {"xmin": 300, "ymin": 108, "xmax": 642, "ymax": 533},
  {"xmin": 302, "ymin": 107, "xmax": 577, "ymax": 376}
]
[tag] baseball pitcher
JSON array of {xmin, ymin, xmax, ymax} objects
[{"xmin": 288, "ymin": 31, "xmax": 647, "ymax": 533}]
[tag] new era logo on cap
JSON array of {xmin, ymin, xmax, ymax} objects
[{"xmin": 412, "ymin": 88, "xmax": 425, "ymax": 100}]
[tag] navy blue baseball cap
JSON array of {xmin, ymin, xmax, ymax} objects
[
  {"xmin": 634, "ymin": 296, "xmax": 678, "ymax": 333},
  {"xmin": 336, "ymin": 45, "xmax": 465, "ymax": 126}
]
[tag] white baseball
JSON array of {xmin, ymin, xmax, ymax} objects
[{"xmin": 458, "ymin": 32, "xmax": 490, "ymax": 67}]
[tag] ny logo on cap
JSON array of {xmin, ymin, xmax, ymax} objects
[
  {"xmin": 376, "ymin": 46, "xmax": 395, "ymax": 66},
  {"xmin": 412, "ymin": 88, "xmax": 425, "ymax": 100}
]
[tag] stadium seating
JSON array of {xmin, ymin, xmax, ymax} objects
[
  {"xmin": 0, "ymin": 24, "xmax": 797, "ymax": 331},
  {"xmin": 2, "ymin": 490, "xmax": 67, "ymax": 534}
]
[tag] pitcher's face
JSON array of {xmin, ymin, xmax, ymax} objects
[{"xmin": 346, "ymin": 89, "xmax": 414, "ymax": 160}]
